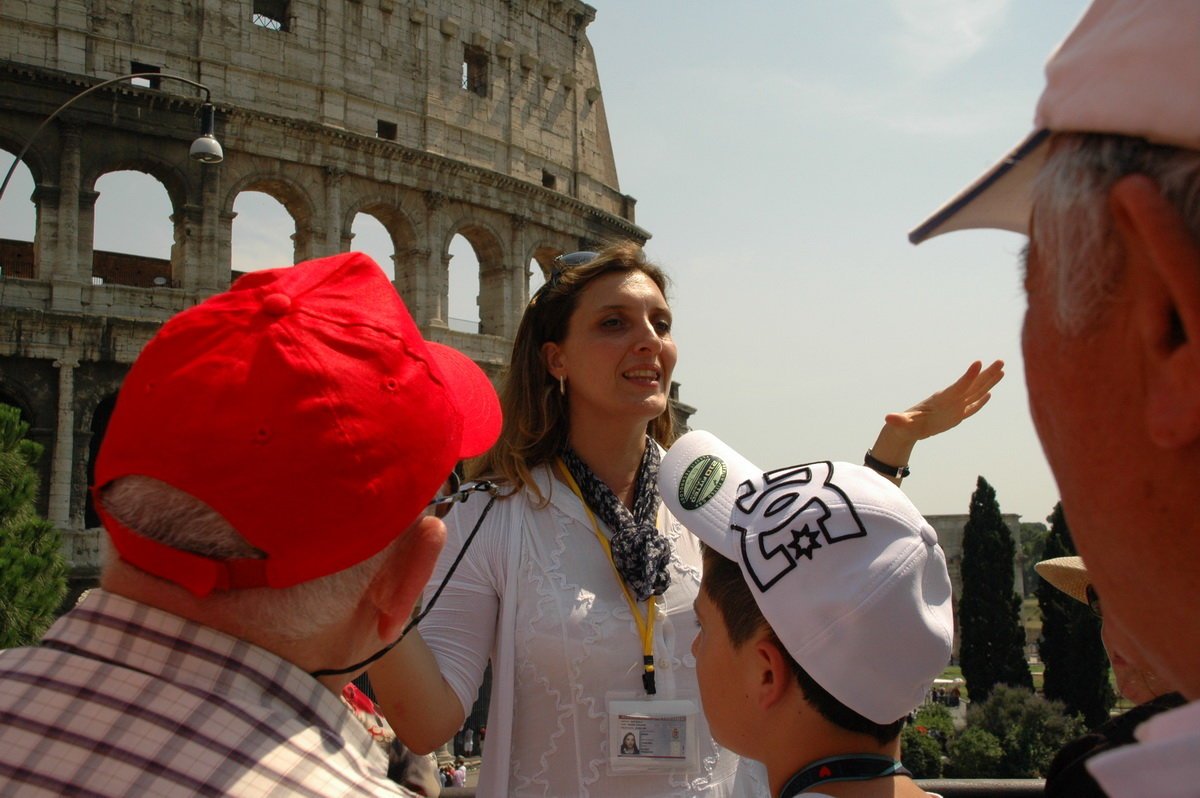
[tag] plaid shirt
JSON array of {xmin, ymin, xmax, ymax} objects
[{"xmin": 0, "ymin": 590, "xmax": 419, "ymax": 797}]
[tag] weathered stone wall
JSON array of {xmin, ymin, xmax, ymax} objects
[{"xmin": 0, "ymin": 0, "xmax": 659, "ymax": 582}]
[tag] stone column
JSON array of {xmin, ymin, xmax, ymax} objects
[
  {"xmin": 47, "ymin": 354, "xmax": 80, "ymax": 529},
  {"xmin": 53, "ymin": 123, "xmax": 81, "ymax": 284},
  {"xmin": 324, "ymin": 167, "xmax": 344, "ymax": 257}
]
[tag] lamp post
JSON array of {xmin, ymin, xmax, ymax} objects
[{"xmin": 0, "ymin": 72, "xmax": 223, "ymax": 204}]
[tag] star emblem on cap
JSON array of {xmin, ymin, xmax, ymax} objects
[{"xmin": 787, "ymin": 528, "xmax": 823, "ymax": 561}]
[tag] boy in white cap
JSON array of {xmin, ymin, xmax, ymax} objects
[{"xmin": 659, "ymin": 430, "xmax": 953, "ymax": 798}]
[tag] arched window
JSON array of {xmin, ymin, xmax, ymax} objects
[
  {"xmin": 92, "ymin": 170, "xmax": 173, "ymax": 287},
  {"xmin": 448, "ymin": 233, "xmax": 481, "ymax": 334},
  {"xmin": 0, "ymin": 151, "xmax": 37, "ymax": 278},
  {"xmin": 231, "ymin": 190, "xmax": 296, "ymax": 278},
  {"xmin": 350, "ymin": 212, "xmax": 395, "ymax": 280}
]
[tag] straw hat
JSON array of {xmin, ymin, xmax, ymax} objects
[{"xmin": 1034, "ymin": 556, "xmax": 1090, "ymax": 605}]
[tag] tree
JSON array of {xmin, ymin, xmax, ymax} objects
[
  {"xmin": 958, "ymin": 476, "xmax": 1031, "ymax": 703},
  {"xmin": 0, "ymin": 404, "xmax": 67, "ymax": 647},
  {"xmin": 901, "ymin": 725, "xmax": 944, "ymax": 778},
  {"xmin": 949, "ymin": 684, "xmax": 1086, "ymax": 777},
  {"xmin": 945, "ymin": 726, "xmax": 1004, "ymax": 778},
  {"xmin": 1019, "ymin": 521, "xmax": 1049, "ymax": 597},
  {"xmin": 1037, "ymin": 502, "xmax": 1115, "ymax": 728},
  {"xmin": 901, "ymin": 703, "xmax": 955, "ymax": 778}
]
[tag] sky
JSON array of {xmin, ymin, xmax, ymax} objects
[{"xmin": 0, "ymin": 1, "xmax": 1092, "ymax": 523}]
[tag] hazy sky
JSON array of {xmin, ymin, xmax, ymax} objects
[
  {"xmin": 0, "ymin": 1, "xmax": 1091, "ymax": 522},
  {"xmin": 581, "ymin": 1, "xmax": 1091, "ymax": 523}
]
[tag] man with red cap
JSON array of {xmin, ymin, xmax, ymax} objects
[{"xmin": 0, "ymin": 252, "xmax": 501, "ymax": 796}]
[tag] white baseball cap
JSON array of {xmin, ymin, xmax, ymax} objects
[
  {"xmin": 659, "ymin": 431, "xmax": 954, "ymax": 725},
  {"xmin": 910, "ymin": 0, "xmax": 1200, "ymax": 244}
]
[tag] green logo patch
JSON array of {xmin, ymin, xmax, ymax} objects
[{"xmin": 678, "ymin": 455, "xmax": 727, "ymax": 510}]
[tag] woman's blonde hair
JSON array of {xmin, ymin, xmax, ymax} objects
[{"xmin": 469, "ymin": 240, "xmax": 675, "ymax": 498}]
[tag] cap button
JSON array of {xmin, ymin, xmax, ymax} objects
[{"xmin": 263, "ymin": 293, "xmax": 292, "ymax": 317}]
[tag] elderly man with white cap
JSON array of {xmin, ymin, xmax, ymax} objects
[
  {"xmin": 911, "ymin": 1, "xmax": 1200, "ymax": 793},
  {"xmin": 0, "ymin": 251, "xmax": 502, "ymax": 796}
]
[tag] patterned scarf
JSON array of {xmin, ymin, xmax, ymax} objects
[{"xmin": 560, "ymin": 440, "xmax": 672, "ymax": 601}]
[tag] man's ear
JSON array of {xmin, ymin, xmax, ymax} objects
[
  {"xmin": 1109, "ymin": 174, "xmax": 1200, "ymax": 448},
  {"xmin": 752, "ymin": 634, "xmax": 794, "ymax": 710},
  {"xmin": 369, "ymin": 515, "xmax": 446, "ymax": 641}
]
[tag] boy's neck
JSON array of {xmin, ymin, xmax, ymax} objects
[{"xmin": 763, "ymin": 713, "xmax": 905, "ymax": 798}]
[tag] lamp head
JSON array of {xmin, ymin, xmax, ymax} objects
[{"xmin": 190, "ymin": 103, "xmax": 224, "ymax": 164}]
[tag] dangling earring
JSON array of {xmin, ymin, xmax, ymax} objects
[{"xmin": 559, "ymin": 375, "xmax": 566, "ymax": 395}]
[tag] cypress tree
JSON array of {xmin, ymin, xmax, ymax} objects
[
  {"xmin": 0, "ymin": 403, "xmax": 67, "ymax": 647},
  {"xmin": 1037, "ymin": 502, "xmax": 1114, "ymax": 728},
  {"xmin": 958, "ymin": 476, "xmax": 1031, "ymax": 704}
]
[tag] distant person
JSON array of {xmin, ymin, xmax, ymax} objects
[
  {"xmin": 368, "ymin": 240, "xmax": 1003, "ymax": 797},
  {"xmin": 659, "ymin": 430, "xmax": 954, "ymax": 798},
  {"xmin": 0, "ymin": 252, "xmax": 501, "ymax": 795},
  {"xmin": 909, "ymin": 1, "xmax": 1200, "ymax": 792},
  {"xmin": 452, "ymin": 759, "xmax": 467, "ymax": 788},
  {"xmin": 1035, "ymin": 556, "xmax": 1185, "ymax": 798}
]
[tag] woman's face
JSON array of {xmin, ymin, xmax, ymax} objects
[
  {"xmin": 623, "ymin": 733, "xmax": 636, "ymax": 749},
  {"xmin": 543, "ymin": 270, "xmax": 677, "ymax": 430}
]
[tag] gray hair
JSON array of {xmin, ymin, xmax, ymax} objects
[
  {"xmin": 1031, "ymin": 133, "xmax": 1200, "ymax": 334},
  {"xmin": 101, "ymin": 476, "xmax": 393, "ymax": 641}
]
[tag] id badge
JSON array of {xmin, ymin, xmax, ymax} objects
[{"xmin": 606, "ymin": 692, "xmax": 700, "ymax": 775}]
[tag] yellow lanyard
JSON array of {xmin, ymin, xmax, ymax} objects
[{"xmin": 557, "ymin": 458, "xmax": 660, "ymax": 695}]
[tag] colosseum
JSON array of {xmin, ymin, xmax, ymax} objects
[{"xmin": 0, "ymin": 0, "xmax": 676, "ymax": 590}]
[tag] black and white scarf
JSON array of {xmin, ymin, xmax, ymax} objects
[{"xmin": 560, "ymin": 440, "xmax": 672, "ymax": 602}]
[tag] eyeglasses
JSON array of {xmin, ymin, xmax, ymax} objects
[
  {"xmin": 426, "ymin": 472, "xmax": 504, "ymax": 518},
  {"xmin": 1085, "ymin": 584, "xmax": 1103, "ymax": 619},
  {"xmin": 528, "ymin": 250, "xmax": 599, "ymax": 306}
]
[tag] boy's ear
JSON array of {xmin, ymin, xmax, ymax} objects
[{"xmin": 752, "ymin": 634, "xmax": 794, "ymax": 710}]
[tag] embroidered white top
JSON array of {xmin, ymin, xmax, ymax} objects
[{"xmin": 419, "ymin": 463, "xmax": 754, "ymax": 798}]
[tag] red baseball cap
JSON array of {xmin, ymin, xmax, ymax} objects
[{"xmin": 93, "ymin": 251, "xmax": 501, "ymax": 596}]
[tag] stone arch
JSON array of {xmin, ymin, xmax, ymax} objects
[
  {"xmin": 225, "ymin": 172, "xmax": 318, "ymax": 266},
  {"xmin": 444, "ymin": 220, "xmax": 506, "ymax": 336},
  {"xmin": 0, "ymin": 128, "xmax": 52, "ymax": 189},
  {"xmin": 528, "ymin": 241, "xmax": 568, "ymax": 304},
  {"xmin": 82, "ymin": 156, "xmax": 189, "ymax": 216},
  {"xmin": 0, "ymin": 382, "xmax": 36, "ymax": 425},
  {"xmin": 341, "ymin": 197, "xmax": 419, "ymax": 279},
  {"xmin": 85, "ymin": 158, "xmax": 188, "ymax": 286},
  {"xmin": 1, "ymin": 133, "xmax": 53, "ymax": 278}
]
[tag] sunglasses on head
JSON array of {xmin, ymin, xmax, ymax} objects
[{"xmin": 528, "ymin": 250, "xmax": 599, "ymax": 307}]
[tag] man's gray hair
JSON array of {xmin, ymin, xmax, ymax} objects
[
  {"xmin": 1031, "ymin": 133, "xmax": 1200, "ymax": 334},
  {"xmin": 101, "ymin": 476, "xmax": 393, "ymax": 641}
]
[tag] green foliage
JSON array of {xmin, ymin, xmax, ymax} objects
[
  {"xmin": 958, "ymin": 477, "xmax": 1032, "ymax": 704},
  {"xmin": 0, "ymin": 404, "xmax": 67, "ymax": 648},
  {"xmin": 955, "ymin": 684, "xmax": 1087, "ymax": 777},
  {"xmin": 945, "ymin": 727, "xmax": 1004, "ymax": 778},
  {"xmin": 1037, "ymin": 503, "xmax": 1115, "ymax": 728},
  {"xmin": 1019, "ymin": 521, "xmax": 1049, "ymax": 596},
  {"xmin": 901, "ymin": 703, "xmax": 955, "ymax": 778},
  {"xmin": 901, "ymin": 724, "xmax": 944, "ymax": 779}
]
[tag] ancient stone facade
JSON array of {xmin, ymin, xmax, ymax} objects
[{"xmin": 0, "ymin": 0, "xmax": 663, "ymax": 586}]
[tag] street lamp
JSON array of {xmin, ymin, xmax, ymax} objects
[{"xmin": 0, "ymin": 72, "xmax": 223, "ymax": 204}]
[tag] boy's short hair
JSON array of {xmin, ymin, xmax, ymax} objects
[
  {"xmin": 700, "ymin": 546, "xmax": 906, "ymax": 744},
  {"xmin": 660, "ymin": 430, "xmax": 953, "ymax": 726}
]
